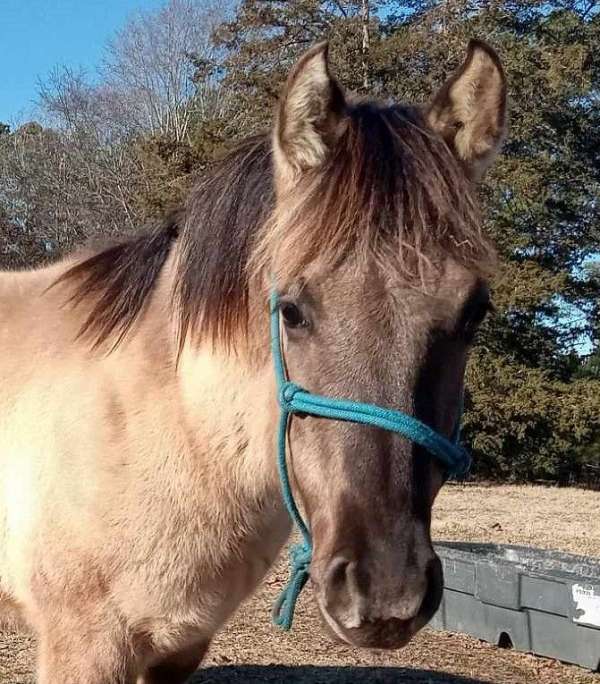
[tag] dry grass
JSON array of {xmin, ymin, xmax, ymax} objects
[
  {"xmin": 1, "ymin": 484, "xmax": 599, "ymax": 683},
  {"xmin": 432, "ymin": 483, "xmax": 600, "ymax": 557}
]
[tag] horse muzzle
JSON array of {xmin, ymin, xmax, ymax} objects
[{"xmin": 312, "ymin": 552, "xmax": 443, "ymax": 649}]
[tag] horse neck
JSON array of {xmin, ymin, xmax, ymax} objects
[
  {"xmin": 176, "ymin": 333, "xmax": 282, "ymax": 509},
  {"xmin": 126, "ymin": 250, "xmax": 286, "ymax": 541}
]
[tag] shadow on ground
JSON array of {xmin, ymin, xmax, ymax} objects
[{"xmin": 191, "ymin": 665, "xmax": 492, "ymax": 683}]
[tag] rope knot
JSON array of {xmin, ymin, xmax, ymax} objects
[
  {"xmin": 271, "ymin": 541, "xmax": 312, "ymax": 631},
  {"xmin": 289, "ymin": 541, "xmax": 312, "ymax": 571},
  {"xmin": 279, "ymin": 381, "xmax": 302, "ymax": 410}
]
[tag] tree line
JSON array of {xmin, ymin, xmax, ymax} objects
[{"xmin": 1, "ymin": 0, "xmax": 599, "ymax": 484}]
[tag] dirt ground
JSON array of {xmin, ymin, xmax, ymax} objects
[{"xmin": 1, "ymin": 484, "xmax": 599, "ymax": 683}]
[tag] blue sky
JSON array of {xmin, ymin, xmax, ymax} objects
[{"xmin": 0, "ymin": 0, "xmax": 163, "ymax": 124}]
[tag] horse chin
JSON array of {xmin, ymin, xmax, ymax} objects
[{"xmin": 315, "ymin": 597, "xmax": 418, "ymax": 650}]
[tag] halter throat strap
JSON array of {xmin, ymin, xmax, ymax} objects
[{"xmin": 269, "ymin": 291, "xmax": 470, "ymax": 630}]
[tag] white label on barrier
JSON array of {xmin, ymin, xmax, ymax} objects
[{"xmin": 572, "ymin": 584, "xmax": 600, "ymax": 627}]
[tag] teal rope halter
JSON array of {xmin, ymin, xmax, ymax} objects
[{"xmin": 269, "ymin": 291, "xmax": 470, "ymax": 630}]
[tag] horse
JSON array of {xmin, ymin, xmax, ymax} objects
[{"xmin": 0, "ymin": 40, "xmax": 506, "ymax": 683}]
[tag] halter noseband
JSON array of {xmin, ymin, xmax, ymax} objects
[{"xmin": 269, "ymin": 291, "xmax": 470, "ymax": 630}]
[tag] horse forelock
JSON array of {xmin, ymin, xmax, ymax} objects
[{"xmin": 58, "ymin": 103, "xmax": 495, "ymax": 353}]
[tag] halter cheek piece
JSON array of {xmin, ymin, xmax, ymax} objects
[{"xmin": 269, "ymin": 291, "xmax": 470, "ymax": 630}]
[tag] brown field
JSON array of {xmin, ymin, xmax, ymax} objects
[{"xmin": 1, "ymin": 484, "xmax": 599, "ymax": 683}]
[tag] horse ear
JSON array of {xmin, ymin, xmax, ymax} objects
[
  {"xmin": 427, "ymin": 40, "xmax": 507, "ymax": 181},
  {"xmin": 274, "ymin": 42, "xmax": 347, "ymax": 180}
]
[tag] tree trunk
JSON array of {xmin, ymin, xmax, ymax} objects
[{"xmin": 361, "ymin": 0, "xmax": 370, "ymax": 90}]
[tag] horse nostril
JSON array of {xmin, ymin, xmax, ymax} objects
[
  {"xmin": 325, "ymin": 556, "xmax": 351, "ymax": 596},
  {"xmin": 322, "ymin": 556, "xmax": 366, "ymax": 630}
]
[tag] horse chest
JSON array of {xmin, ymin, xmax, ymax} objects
[{"xmin": 118, "ymin": 493, "xmax": 291, "ymax": 643}]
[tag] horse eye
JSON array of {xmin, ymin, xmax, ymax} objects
[{"xmin": 281, "ymin": 302, "xmax": 307, "ymax": 329}]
